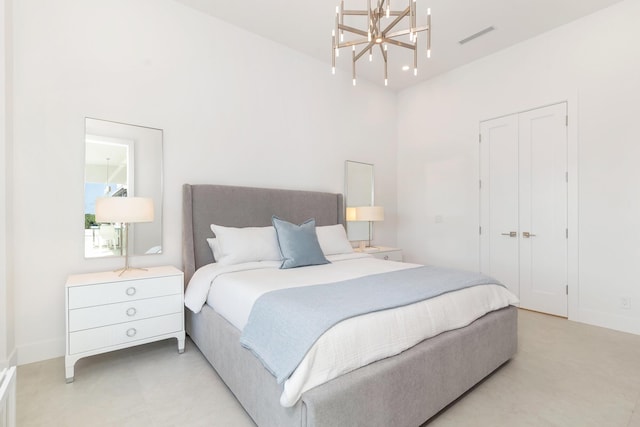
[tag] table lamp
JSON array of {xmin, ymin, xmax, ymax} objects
[
  {"xmin": 95, "ymin": 197, "xmax": 154, "ymax": 275},
  {"xmin": 353, "ymin": 206, "xmax": 384, "ymax": 251}
]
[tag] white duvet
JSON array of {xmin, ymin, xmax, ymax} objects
[{"xmin": 185, "ymin": 253, "xmax": 519, "ymax": 407}]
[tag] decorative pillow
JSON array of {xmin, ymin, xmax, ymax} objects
[
  {"xmin": 271, "ymin": 216, "xmax": 330, "ymax": 269},
  {"xmin": 209, "ymin": 224, "xmax": 281, "ymax": 266},
  {"xmin": 316, "ymin": 224, "xmax": 354, "ymax": 255}
]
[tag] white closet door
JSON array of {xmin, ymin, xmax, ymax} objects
[
  {"xmin": 480, "ymin": 114, "xmax": 520, "ymax": 298},
  {"xmin": 480, "ymin": 102, "xmax": 568, "ymax": 317},
  {"xmin": 518, "ymin": 103, "xmax": 568, "ymax": 317}
]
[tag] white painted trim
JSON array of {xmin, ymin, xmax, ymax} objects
[{"xmin": 566, "ymin": 92, "xmax": 580, "ymax": 322}]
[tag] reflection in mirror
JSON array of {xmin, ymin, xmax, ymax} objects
[
  {"xmin": 84, "ymin": 118, "xmax": 163, "ymax": 258},
  {"xmin": 344, "ymin": 160, "xmax": 374, "ymax": 241}
]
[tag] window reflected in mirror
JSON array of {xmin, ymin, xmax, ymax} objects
[{"xmin": 84, "ymin": 118, "xmax": 163, "ymax": 258}]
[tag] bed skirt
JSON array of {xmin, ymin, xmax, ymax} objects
[{"xmin": 186, "ymin": 304, "xmax": 517, "ymax": 427}]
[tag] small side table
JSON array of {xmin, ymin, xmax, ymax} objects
[{"xmin": 65, "ymin": 265, "xmax": 185, "ymax": 383}]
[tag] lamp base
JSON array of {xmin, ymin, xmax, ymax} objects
[
  {"xmin": 357, "ymin": 241, "xmax": 380, "ymax": 253},
  {"xmin": 115, "ymin": 266, "xmax": 148, "ymax": 276}
]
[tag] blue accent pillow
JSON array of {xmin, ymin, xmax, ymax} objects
[{"xmin": 272, "ymin": 216, "xmax": 330, "ymax": 269}]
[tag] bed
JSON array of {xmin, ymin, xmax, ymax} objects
[{"xmin": 182, "ymin": 183, "xmax": 518, "ymax": 427}]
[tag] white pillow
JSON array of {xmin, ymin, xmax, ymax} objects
[
  {"xmin": 316, "ymin": 224, "xmax": 354, "ymax": 255},
  {"xmin": 210, "ymin": 224, "xmax": 281, "ymax": 266},
  {"xmin": 206, "ymin": 238, "xmax": 221, "ymax": 262}
]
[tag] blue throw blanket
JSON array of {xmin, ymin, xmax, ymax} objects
[{"xmin": 239, "ymin": 265, "xmax": 500, "ymax": 384}]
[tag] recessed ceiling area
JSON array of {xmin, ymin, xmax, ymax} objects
[{"xmin": 173, "ymin": 0, "xmax": 625, "ymax": 91}]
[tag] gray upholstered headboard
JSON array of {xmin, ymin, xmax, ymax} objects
[{"xmin": 182, "ymin": 184, "xmax": 345, "ymax": 284}]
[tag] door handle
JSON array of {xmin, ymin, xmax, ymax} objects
[
  {"xmin": 522, "ymin": 231, "xmax": 537, "ymax": 238},
  {"xmin": 501, "ymin": 231, "xmax": 517, "ymax": 237}
]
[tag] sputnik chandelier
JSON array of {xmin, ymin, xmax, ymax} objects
[{"xmin": 332, "ymin": 0, "xmax": 431, "ymax": 86}]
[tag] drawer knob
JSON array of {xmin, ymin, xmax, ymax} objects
[
  {"xmin": 126, "ymin": 328, "xmax": 137, "ymax": 337},
  {"xmin": 384, "ymin": 255, "xmax": 389, "ymax": 260},
  {"xmin": 126, "ymin": 287, "xmax": 137, "ymax": 296},
  {"xmin": 126, "ymin": 307, "xmax": 137, "ymax": 317}
]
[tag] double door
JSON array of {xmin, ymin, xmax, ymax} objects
[{"xmin": 480, "ymin": 103, "xmax": 568, "ymax": 317}]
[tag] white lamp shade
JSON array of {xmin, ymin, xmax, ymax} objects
[
  {"xmin": 354, "ymin": 206, "xmax": 384, "ymax": 222},
  {"xmin": 346, "ymin": 207, "xmax": 358, "ymax": 221},
  {"xmin": 95, "ymin": 197, "xmax": 154, "ymax": 223}
]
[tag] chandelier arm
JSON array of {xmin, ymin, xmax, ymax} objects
[
  {"xmin": 339, "ymin": 38, "xmax": 373, "ymax": 49},
  {"xmin": 367, "ymin": 1, "xmax": 372, "ymax": 41},
  {"xmin": 382, "ymin": 6, "xmax": 410, "ymax": 34},
  {"xmin": 385, "ymin": 25, "xmax": 428, "ymax": 39},
  {"xmin": 338, "ymin": 23, "xmax": 369, "ymax": 38},
  {"xmin": 384, "ymin": 38, "xmax": 415, "ymax": 50},
  {"xmin": 378, "ymin": 42, "xmax": 388, "ymax": 62},
  {"xmin": 352, "ymin": 48, "xmax": 357, "ymax": 85},
  {"xmin": 342, "ymin": 9, "xmax": 404, "ymax": 16},
  {"xmin": 354, "ymin": 41, "xmax": 376, "ymax": 61},
  {"xmin": 341, "ymin": 9, "xmax": 369, "ymax": 15}
]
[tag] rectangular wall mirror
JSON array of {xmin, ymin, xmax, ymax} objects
[
  {"xmin": 344, "ymin": 160, "xmax": 374, "ymax": 241},
  {"xmin": 84, "ymin": 118, "xmax": 163, "ymax": 258}
]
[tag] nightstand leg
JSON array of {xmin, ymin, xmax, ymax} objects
[
  {"xmin": 177, "ymin": 333, "xmax": 185, "ymax": 354},
  {"xmin": 65, "ymin": 365, "xmax": 74, "ymax": 383}
]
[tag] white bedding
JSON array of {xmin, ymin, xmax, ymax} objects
[{"xmin": 185, "ymin": 253, "xmax": 519, "ymax": 407}]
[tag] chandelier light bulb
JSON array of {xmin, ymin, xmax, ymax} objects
[
  {"xmin": 369, "ymin": 52, "xmax": 373, "ymax": 62},
  {"xmin": 332, "ymin": 66, "xmax": 336, "ymax": 75},
  {"xmin": 352, "ymin": 78, "xmax": 357, "ymax": 86},
  {"xmin": 384, "ymin": 78, "xmax": 388, "ymax": 86},
  {"xmin": 414, "ymin": 67, "xmax": 418, "ymax": 76}
]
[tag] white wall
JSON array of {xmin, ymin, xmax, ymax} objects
[
  {"xmin": 397, "ymin": 0, "xmax": 640, "ymax": 335},
  {"xmin": 0, "ymin": 0, "xmax": 16, "ymax": 368},
  {"xmin": 11, "ymin": 0, "xmax": 398, "ymax": 364}
]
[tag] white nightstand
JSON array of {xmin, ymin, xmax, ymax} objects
[
  {"xmin": 65, "ymin": 265, "xmax": 185, "ymax": 383},
  {"xmin": 355, "ymin": 246, "xmax": 403, "ymax": 262}
]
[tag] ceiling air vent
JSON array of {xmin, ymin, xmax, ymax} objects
[{"xmin": 458, "ymin": 26, "xmax": 495, "ymax": 45}]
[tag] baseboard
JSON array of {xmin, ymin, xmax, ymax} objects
[
  {"xmin": 577, "ymin": 308, "xmax": 640, "ymax": 336},
  {"xmin": 16, "ymin": 338, "xmax": 64, "ymax": 366}
]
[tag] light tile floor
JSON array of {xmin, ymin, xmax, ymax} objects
[{"xmin": 16, "ymin": 309, "xmax": 640, "ymax": 427}]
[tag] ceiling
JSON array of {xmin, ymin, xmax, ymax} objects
[{"xmin": 173, "ymin": 0, "xmax": 625, "ymax": 91}]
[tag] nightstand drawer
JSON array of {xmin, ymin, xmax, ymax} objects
[
  {"xmin": 372, "ymin": 250, "xmax": 403, "ymax": 262},
  {"xmin": 68, "ymin": 294, "xmax": 183, "ymax": 332},
  {"xmin": 68, "ymin": 275, "xmax": 181, "ymax": 309},
  {"xmin": 69, "ymin": 312, "xmax": 184, "ymax": 355}
]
